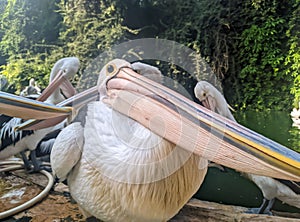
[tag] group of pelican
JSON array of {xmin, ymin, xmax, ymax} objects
[
  {"xmin": 0, "ymin": 57, "xmax": 79, "ymax": 171},
  {"xmin": 0, "ymin": 58, "xmax": 300, "ymax": 221}
]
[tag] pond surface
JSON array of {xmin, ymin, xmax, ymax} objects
[
  {"xmin": 194, "ymin": 109, "xmax": 300, "ymax": 213},
  {"xmin": 236, "ymin": 110, "xmax": 300, "ymax": 153}
]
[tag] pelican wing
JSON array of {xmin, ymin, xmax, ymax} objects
[{"xmin": 50, "ymin": 122, "xmax": 84, "ymax": 181}]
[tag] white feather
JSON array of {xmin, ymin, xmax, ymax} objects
[{"xmin": 51, "ymin": 122, "xmax": 83, "ymax": 181}]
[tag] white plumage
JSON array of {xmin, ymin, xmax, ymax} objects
[
  {"xmin": 51, "ymin": 60, "xmax": 206, "ymax": 221},
  {"xmin": 194, "ymin": 81, "xmax": 235, "ymax": 121},
  {"xmin": 291, "ymin": 102, "xmax": 300, "ymax": 128}
]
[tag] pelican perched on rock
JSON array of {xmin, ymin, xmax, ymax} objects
[
  {"xmin": 0, "ymin": 57, "xmax": 79, "ymax": 171},
  {"xmin": 1, "ymin": 59, "xmax": 300, "ymax": 221},
  {"xmin": 194, "ymin": 80, "xmax": 300, "ymax": 214}
]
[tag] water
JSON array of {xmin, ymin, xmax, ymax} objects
[
  {"xmin": 236, "ymin": 110, "xmax": 300, "ymax": 153},
  {"xmin": 194, "ymin": 109, "xmax": 300, "ymax": 212}
]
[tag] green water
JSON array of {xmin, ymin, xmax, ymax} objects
[
  {"xmin": 236, "ymin": 110, "xmax": 300, "ymax": 153},
  {"xmin": 194, "ymin": 110, "xmax": 300, "ymax": 212}
]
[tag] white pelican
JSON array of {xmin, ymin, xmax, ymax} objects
[
  {"xmin": 194, "ymin": 80, "xmax": 300, "ymax": 214},
  {"xmin": 1, "ymin": 59, "xmax": 300, "ymax": 221},
  {"xmin": 194, "ymin": 81, "xmax": 235, "ymax": 121},
  {"xmin": 0, "ymin": 57, "xmax": 79, "ymax": 171},
  {"xmin": 20, "ymin": 78, "xmax": 41, "ymax": 98},
  {"xmin": 132, "ymin": 61, "xmax": 163, "ymax": 83},
  {"xmin": 50, "ymin": 60, "xmax": 206, "ymax": 221},
  {"xmin": 291, "ymin": 103, "xmax": 300, "ymax": 127}
]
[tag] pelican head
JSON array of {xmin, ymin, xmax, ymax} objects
[
  {"xmin": 97, "ymin": 59, "xmax": 164, "ymax": 102},
  {"xmin": 97, "ymin": 59, "xmax": 132, "ymax": 98},
  {"xmin": 194, "ymin": 81, "xmax": 235, "ymax": 121},
  {"xmin": 131, "ymin": 61, "xmax": 163, "ymax": 83},
  {"xmin": 29, "ymin": 78, "xmax": 35, "ymax": 86},
  {"xmin": 38, "ymin": 57, "xmax": 80, "ymax": 102}
]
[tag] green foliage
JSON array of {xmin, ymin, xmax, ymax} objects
[
  {"xmin": 0, "ymin": 55, "xmax": 52, "ymax": 94},
  {"xmin": 238, "ymin": 19, "xmax": 289, "ymax": 109},
  {"xmin": 0, "ymin": 0, "xmax": 62, "ymax": 93},
  {"xmin": 285, "ymin": 0, "xmax": 300, "ymax": 107},
  {"xmin": 51, "ymin": 0, "xmax": 136, "ymax": 90},
  {"xmin": 57, "ymin": 0, "xmax": 123, "ymax": 55},
  {"xmin": 157, "ymin": 0, "xmax": 234, "ymax": 81},
  {"xmin": 0, "ymin": 0, "xmax": 298, "ymax": 112},
  {"xmin": 232, "ymin": 0, "xmax": 295, "ymax": 110},
  {"xmin": 0, "ymin": 0, "xmax": 26, "ymax": 57}
]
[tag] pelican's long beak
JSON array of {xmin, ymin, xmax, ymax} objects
[
  {"xmin": 38, "ymin": 70, "xmax": 76, "ymax": 102},
  {"xmin": 0, "ymin": 91, "xmax": 73, "ymax": 119},
  {"xmin": 103, "ymin": 67, "xmax": 300, "ymax": 181},
  {"xmin": 14, "ymin": 86, "xmax": 99, "ymax": 130},
  {"xmin": 202, "ymin": 96, "xmax": 216, "ymax": 113}
]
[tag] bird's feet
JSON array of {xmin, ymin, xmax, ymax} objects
[
  {"xmin": 245, "ymin": 198, "xmax": 274, "ymax": 215},
  {"xmin": 21, "ymin": 150, "xmax": 52, "ymax": 173},
  {"xmin": 245, "ymin": 207, "xmax": 273, "ymax": 215}
]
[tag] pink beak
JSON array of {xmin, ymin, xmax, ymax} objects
[{"xmin": 37, "ymin": 70, "xmax": 77, "ymax": 102}]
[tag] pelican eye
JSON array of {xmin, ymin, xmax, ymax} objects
[
  {"xmin": 106, "ymin": 64, "xmax": 117, "ymax": 76},
  {"xmin": 203, "ymin": 92, "xmax": 206, "ymax": 97}
]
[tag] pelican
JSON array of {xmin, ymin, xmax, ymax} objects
[
  {"xmin": 49, "ymin": 60, "xmax": 206, "ymax": 221},
  {"xmin": 33, "ymin": 128, "xmax": 62, "ymax": 163},
  {"xmin": 291, "ymin": 103, "xmax": 300, "ymax": 127},
  {"xmin": 0, "ymin": 75, "xmax": 8, "ymax": 90},
  {"xmin": 1, "ymin": 59, "xmax": 300, "ymax": 221},
  {"xmin": 194, "ymin": 80, "xmax": 300, "ymax": 214},
  {"xmin": 0, "ymin": 57, "xmax": 79, "ymax": 171},
  {"xmin": 20, "ymin": 78, "xmax": 41, "ymax": 98},
  {"xmin": 132, "ymin": 61, "xmax": 163, "ymax": 83}
]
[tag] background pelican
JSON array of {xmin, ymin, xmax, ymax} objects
[
  {"xmin": 291, "ymin": 102, "xmax": 300, "ymax": 128},
  {"xmin": 194, "ymin": 80, "xmax": 300, "ymax": 214},
  {"xmin": 132, "ymin": 61, "xmax": 163, "ymax": 83},
  {"xmin": 0, "ymin": 57, "xmax": 79, "ymax": 171},
  {"xmin": 20, "ymin": 78, "xmax": 41, "ymax": 98}
]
